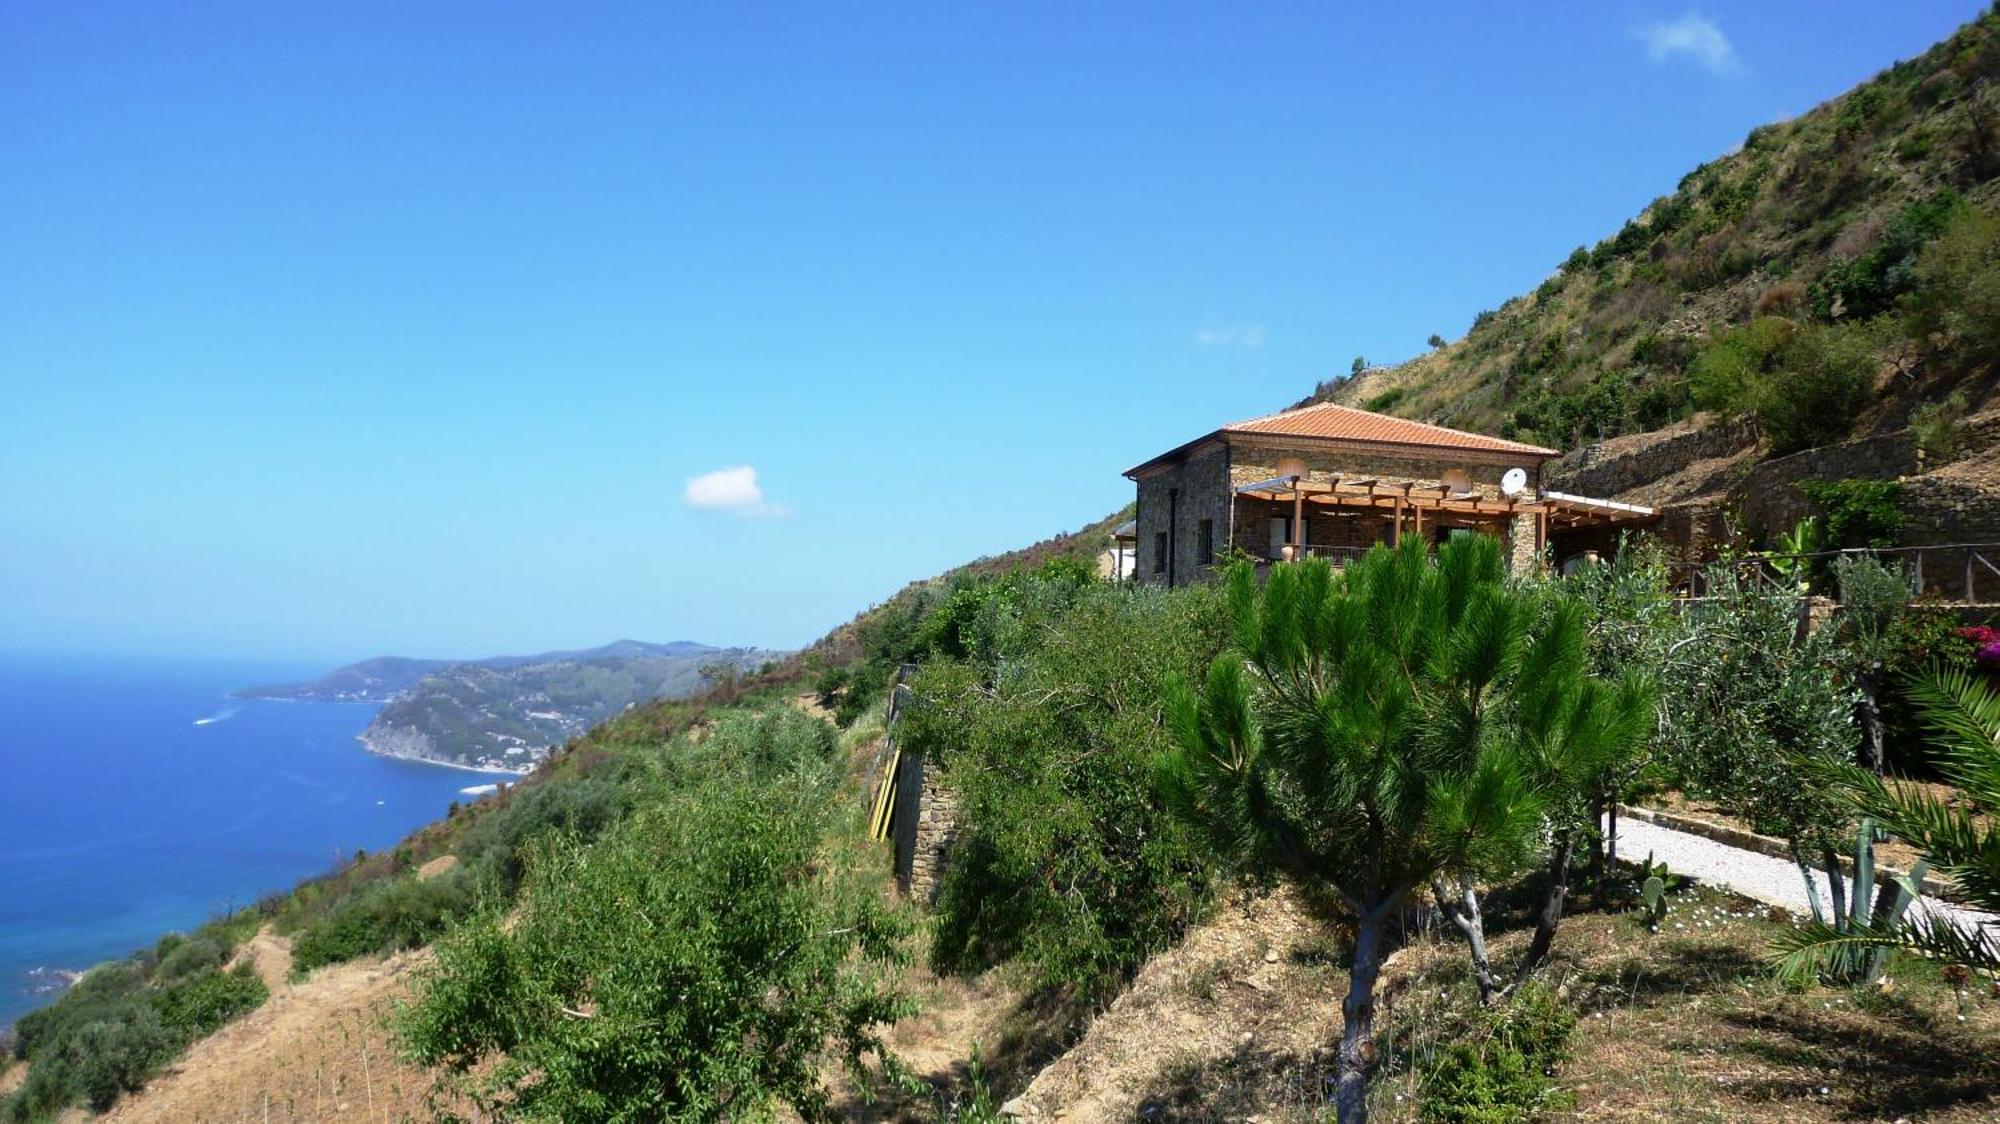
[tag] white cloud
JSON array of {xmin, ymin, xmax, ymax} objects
[
  {"xmin": 1195, "ymin": 323, "xmax": 1266, "ymax": 348},
  {"xmin": 684, "ymin": 465, "xmax": 791, "ymax": 517},
  {"xmin": 1638, "ymin": 12, "xmax": 1741, "ymax": 76}
]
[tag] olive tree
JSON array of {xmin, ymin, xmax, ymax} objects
[
  {"xmin": 1653, "ymin": 565, "xmax": 1860, "ymax": 916},
  {"xmin": 1830, "ymin": 552, "xmax": 1910, "ymax": 774}
]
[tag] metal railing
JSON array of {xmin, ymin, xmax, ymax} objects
[
  {"xmin": 1251, "ymin": 543, "xmax": 1374, "ymax": 567},
  {"xmin": 1667, "ymin": 542, "xmax": 2000, "ymax": 604}
]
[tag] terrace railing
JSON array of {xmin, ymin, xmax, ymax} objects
[
  {"xmin": 1252, "ymin": 544, "xmax": 1374, "ymax": 568},
  {"xmin": 1667, "ymin": 542, "xmax": 2000, "ymax": 604}
]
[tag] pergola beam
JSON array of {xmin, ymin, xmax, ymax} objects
[{"xmin": 1231, "ymin": 474, "xmax": 1654, "ymax": 530}]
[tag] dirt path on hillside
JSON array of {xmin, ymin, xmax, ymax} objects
[
  {"xmin": 1003, "ymin": 887, "xmax": 1346, "ymax": 1120},
  {"xmin": 102, "ymin": 934, "xmax": 445, "ymax": 1124}
]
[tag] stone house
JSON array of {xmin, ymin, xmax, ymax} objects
[{"xmin": 1124, "ymin": 402, "xmax": 1655, "ymax": 584}]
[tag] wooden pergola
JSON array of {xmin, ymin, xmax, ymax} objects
[{"xmin": 1233, "ymin": 475, "xmax": 1655, "ymax": 558}]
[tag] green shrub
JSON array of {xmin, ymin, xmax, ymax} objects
[
  {"xmin": 1691, "ymin": 319, "xmax": 1875, "ymax": 454},
  {"xmin": 1905, "ymin": 206, "xmax": 2000, "ymax": 367},
  {"xmin": 453, "ymin": 773, "xmax": 627, "ymax": 890},
  {"xmin": 1760, "ymin": 323, "xmax": 1877, "ymax": 455},
  {"xmin": 396, "ymin": 706, "xmax": 911, "ymax": 1121},
  {"xmin": 907, "ymin": 579, "xmax": 1227, "ymax": 1000},
  {"xmin": 28, "ymin": 1005, "xmax": 179, "ymax": 1112},
  {"xmin": 152, "ymin": 935, "xmax": 226, "ymax": 983},
  {"xmin": 1801, "ymin": 478, "xmax": 1905, "ymax": 549},
  {"xmin": 1689, "ymin": 316, "xmax": 1796, "ymax": 418},
  {"xmin": 290, "ymin": 868, "xmax": 482, "ymax": 976},
  {"xmin": 1420, "ymin": 984, "xmax": 1577, "ymax": 1123},
  {"xmin": 149, "ymin": 964, "xmax": 266, "ymax": 1041},
  {"xmin": 9, "ymin": 962, "xmax": 144, "ymax": 1060},
  {"xmin": 1811, "ymin": 191, "xmax": 1963, "ymax": 320},
  {"xmin": 1911, "ymin": 389, "xmax": 1970, "ymax": 464},
  {"xmin": 1365, "ymin": 386, "xmax": 1409, "ymax": 413},
  {"xmin": 0, "ymin": 952, "xmax": 269, "ymax": 1120}
]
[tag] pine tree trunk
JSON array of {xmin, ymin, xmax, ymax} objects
[
  {"xmin": 1432, "ymin": 878, "xmax": 1501, "ymax": 1004},
  {"xmin": 1516, "ymin": 834, "xmax": 1576, "ymax": 986},
  {"xmin": 1336, "ymin": 911, "xmax": 1389, "ymax": 1124}
]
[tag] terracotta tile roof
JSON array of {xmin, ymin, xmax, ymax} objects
[{"xmin": 1223, "ymin": 402, "xmax": 1559, "ymax": 459}]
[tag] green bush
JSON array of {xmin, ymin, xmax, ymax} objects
[
  {"xmin": 152, "ymin": 934, "xmax": 226, "ymax": 984},
  {"xmin": 1800, "ymin": 478, "xmax": 1905, "ymax": 548},
  {"xmin": 0, "ymin": 956, "xmax": 269, "ymax": 1120},
  {"xmin": 149, "ymin": 964, "xmax": 267, "ymax": 1041},
  {"xmin": 1689, "ymin": 316, "xmax": 1796, "ymax": 418},
  {"xmin": 27, "ymin": 1005, "xmax": 178, "ymax": 1113},
  {"xmin": 1691, "ymin": 318, "xmax": 1875, "ymax": 455},
  {"xmin": 1365, "ymin": 386, "xmax": 1409, "ymax": 413},
  {"xmin": 1911, "ymin": 389, "xmax": 1970, "ymax": 464},
  {"xmin": 453, "ymin": 772, "xmax": 627, "ymax": 890},
  {"xmin": 396, "ymin": 705, "xmax": 911, "ymax": 1121},
  {"xmin": 290, "ymin": 868, "xmax": 482, "ymax": 976},
  {"xmin": 1811, "ymin": 191, "xmax": 1963, "ymax": 321},
  {"xmin": 906, "ymin": 577, "xmax": 1227, "ymax": 1001},
  {"xmin": 1420, "ymin": 984, "xmax": 1577, "ymax": 1123},
  {"xmin": 1905, "ymin": 206, "xmax": 2000, "ymax": 368}
]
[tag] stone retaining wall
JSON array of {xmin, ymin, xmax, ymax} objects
[{"xmin": 906, "ymin": 763, "xmax": 960, "ymax": 905}]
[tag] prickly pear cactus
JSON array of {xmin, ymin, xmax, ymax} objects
[{"xmin": 1642, "ymin": 874, "xmax": 1666, "ymax": 930}]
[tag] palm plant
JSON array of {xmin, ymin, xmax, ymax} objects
[
  {"xmin": 1159, "ymin": 536, "xmax": 1561, "ymax": 1124},
  {"xmin": 1771, "ymin": 665, "xmax": 2000, "ymax": 979}
]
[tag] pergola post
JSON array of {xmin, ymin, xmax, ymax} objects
[{"xmin": 1292, "ymin": 483, "xmax": 1305, "ymax": 558}]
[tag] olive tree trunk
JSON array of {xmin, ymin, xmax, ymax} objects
[
  {"xmin": 1855, "ymin": 669, "xmax": 1886, "ymax": 774},
  {"xmin": 1515, "ymin": 834, "xmax": 1576, "ymax": 987},
  {"xmin": 1431, "ymin": 877, "xmax": 1503, "ymax": 1005}
]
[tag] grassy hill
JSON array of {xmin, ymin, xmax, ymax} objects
[{"xmin": 1321, "ymin": 9, "xmax": 2000, "ymax": 460}]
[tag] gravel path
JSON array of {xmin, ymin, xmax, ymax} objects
[{"xmin": 1609, "ymin": 813, "xmax": 1994, "ymax": 933}]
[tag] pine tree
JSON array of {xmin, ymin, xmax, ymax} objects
[{"xmin": 1160, "ymin": 536, "xmax": 1562, "ymax": 1123}]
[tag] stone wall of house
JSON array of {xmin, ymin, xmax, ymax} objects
[
  {"xmin": 1134, "ymin": 442, "xmax": 1232, "ymax": 587},
  {"xmin": 1507, "ymin": 514, "xmax": 1540, "ymax": 574},
  {"xmin": 1228, "ymin": 442, "xmax": 1531, "ymax": 498},
  {"xmin": 905, "ymin": 761, "xmax": 959, "ymax": 905}
]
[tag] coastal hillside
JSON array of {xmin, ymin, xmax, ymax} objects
[
  {"xmin": 357, "ymin": 641, "xmax": 784, "ymax": 770},
  {"xmin": 239, "ymin": 640, "xmax": 727, "ymax": 704},
  {"xmin": 1324, "ymin": 10, "xmax": 1999, "ymax": 501},
  {"xmin": 236, "ymin": 656, "xmax": 453, "ymax": 704}
]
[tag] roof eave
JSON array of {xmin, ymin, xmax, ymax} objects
[
  {"xmin": 1123, "ymin": 431, "xmax": 1227, "ymax": 479},
  {"xmin": 1222, "ymin": 428, "xmax": 1559, "ymax": 463}
]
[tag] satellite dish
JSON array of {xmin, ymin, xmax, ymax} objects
[{"xmin": 1501, "ymin": 467, "xmax": 1529, "ymax": 496}]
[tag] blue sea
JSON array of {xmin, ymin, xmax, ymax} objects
[{"xmin": 0, "ymin": 653, "xmax": 487, "ymax": 1029}]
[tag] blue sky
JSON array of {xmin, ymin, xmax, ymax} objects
[{"xmin": 0, "ymin": 2, "xmax": 1986, "ymax": 662}]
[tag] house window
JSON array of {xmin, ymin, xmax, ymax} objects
[
  {"xmin": 1197, "ymin": 519, "xmax": 1214, "ymax": 565},
  {"xmin": 1153, "ymin": 531, "xmax": 1168, "ymax": 574}
]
